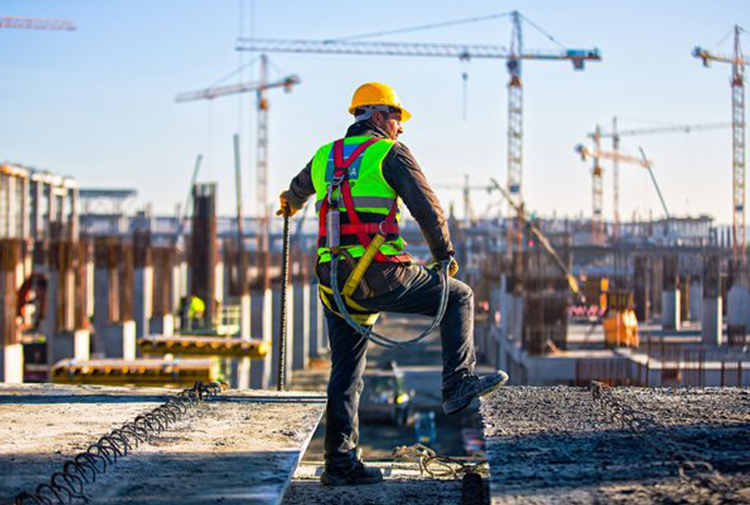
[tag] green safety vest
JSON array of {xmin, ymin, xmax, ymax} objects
[{"xmin": 312, "ymin": 135, "xmax": 409, "ymax": 263}]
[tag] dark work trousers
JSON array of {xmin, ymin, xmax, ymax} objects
[{"xmin": 323, "ymin": 265, "xmax": 476, "ymax": 469}]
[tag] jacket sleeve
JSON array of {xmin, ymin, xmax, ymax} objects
[
  {"xmin": 284, "ymin": 159, "xmax": 316, "ymax": 209},
  {"xmin": 382, "ymin": 142, "xmax": 454, "ymax": 261}
]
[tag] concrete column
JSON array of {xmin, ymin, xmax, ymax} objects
[
  {"xmin": 50, "ymin": 330, "xmax": 91, "ymax": 363},
  {"xmin": 702, "ymin": 254, "xmax": 722, "ymax": 346},
  {"xmin": 250, "ymin": 288, "xmax": 273, "ymax": 389},
  {"xmin": 237, "ymin": 293, "xmax": 252, "ymax": 389},
  {"xmin": 0, "ymin": 344, "xmax": 24, "ymax": 383},
  {"xmin": 150, "ymin": 314, "xmax": 174, "ymax": 336},
  {"xmin": 661, "ymin": 290, "xmax": 681, "ymax": 330},
  {"xmin": 689, "ymin": 279, "xmax": 702, "ymax": 322},
  {"xmin": 292, "ymin": 283, "xmax": 310, "ymax": 371},
  {"xmin": 133, "ymin": 266, "xmax": 153, "ymax": 338},
  {"xmin": 701, "ymin": 298, "xmax": 722, "ymax": 345},
  {"xmin": 270, "ymin": 285, "xmax": 294, "ymax": 388},
  {"xmin": 103, "ymin": 321, "xmax": 136, "ymax": 360},
  {"xmin": 215, "ymin": 261, "xmax": 224, "ymax": 310},
  {"xmin": 172, "ymin": 261, "xmax": 186, "ymax": 314},
  {"xmin": 727, "ymin": 285, "xmax": 750, "ymax": 328},
  {"xmin": 661, "ymin": 256, "xmax": 681, "ymax": 330},
  {"xmin": 92, "ymin": 267, "xmax": 110, "ymax": 354},
  {"xmin": 42, "ymin": 268, "xmax": 59, "ymax": 368}
]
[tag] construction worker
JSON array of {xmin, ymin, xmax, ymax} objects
[{"xmin": 277, "ymin": 82, "xmax": 508, "ymax": 486}]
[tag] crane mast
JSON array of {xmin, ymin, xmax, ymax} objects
[
  {"xmin": 507, "ymin": 11, "xmax": 524, "ymax": 256},
  {"xmin": 694, "ymin": 25, "xmax": 750, "ymax": 264},
  {"xmin": 175, "ymin": 55, "xmax": 301, "ymax": 288},
  {"xmin": 732, "ymin": 26, "xmax": 746, "ymax": 265}
]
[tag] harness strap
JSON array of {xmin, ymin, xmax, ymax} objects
[
  {"xmin": 318, "ymin": 284, "xmax": 380, "ymax": 325},
  {"xmin": 333, "ymin": 138, "xmax": 378, "ymax": 169}
]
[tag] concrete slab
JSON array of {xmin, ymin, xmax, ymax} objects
[
  {"xmin": 1, "ymin": 384, "xmax": 326, "ymax": 505},
  {"xmin": 480, "ymin": 386, "xmax": 750, "ymax": 504}
]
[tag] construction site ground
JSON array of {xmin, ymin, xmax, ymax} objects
[{"xmin": 481, "ymin": 385, "xmax": 750, "ymax": 504}]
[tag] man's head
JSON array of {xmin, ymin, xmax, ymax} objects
[{"xmin": 349, "ymin": 82, "xmax": 411, "ymax": 140}]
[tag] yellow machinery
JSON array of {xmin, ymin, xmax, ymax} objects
[
  {"xmin": 138, "ymin": 335, "xmax": 268, "ymax": 359},
  {"xmin": 51, "ymin": 358, "xmax": 219, "ymax": 388},
  {"xmin": 603, "ymin": 291, "xmax": 639, "ymax": 348}
]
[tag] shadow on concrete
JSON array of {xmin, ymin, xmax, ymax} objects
[
  {"xmin": 485, "ymin": 422, "xmax": 750, "ymax": 494},
  {"xmin": 2, "ymin": 450, "xmax": 306, "ymax": 504}
]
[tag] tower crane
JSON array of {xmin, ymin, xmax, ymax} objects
[
  {"xmin": 0, "ymin": 16, "xmax": 76, "ymax": 31},
  {"xmin": 589, "ymin": 120, "xmax": 731, "ymax": 238},
  {"xmin": 433, "ymin": 174, "xmax": 495, "ymax": 225},
  {"xmin": 576, "ymin": 143, "xmax": 669, "ymax": 243},
  {"xmin": 176, "ymin": 55, "xmax": 300, "ymax": 288},
  {"xmin": 694, "ymin": 25, "xmax": 750, "ymax": 264},
  {"xmin": 236, "ymin": 11, "xmax": 601, "ymax": 256}
]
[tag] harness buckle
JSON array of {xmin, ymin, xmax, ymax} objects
[{"xmin": 377, "ymin": 221, "xmax": 388, "ymax": 236}]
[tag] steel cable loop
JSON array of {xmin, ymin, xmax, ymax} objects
[
  {"xmin": 14, "ymin": 381, "xmax": 227, "ymax": 505},
  {"xmin": 330, "ymin": 255, "xmax": 451, "ymax": 348},
  {"xmin": 588, "ymin": 381, "xmax": 741, "ymax": 502}
]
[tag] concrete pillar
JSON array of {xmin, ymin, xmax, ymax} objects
[
  {"xmin": 0, "ymin": 344, "xmax": 24, "ymax": 383},
  {"xmin": 689, "ymin": 279, "xmax": 702, "ymax": 322},
  {"xmin": 702, "ymin": 298, "xmax": 723, "ymax": 346},
  {"xmin": 250, "ymin": 288, "xmax": 273, "ymax": 389},
  {"xmin": 702, "ymin": 254, "xmax": 723, "ymax": 346},
  {"xmin": 150, "ymin": 314, "xmax": 174, "ymax": 336},
  {"xmin": 42, "ymin": 268, "xmax": 59, "ymax": 368},
  {"xmin": 661, "ymin": 291, "xmax": 681, "ymax": 330},
  {"xmin": 270, "ymin": 285, "xmax": 294, "ymax": 388},
  {"xmin": 661, "ymin": 256, "xmax": 681, "ymax": 330},
  {"xmin": 215, "ymin": 261, "xmax": 224, "ymax": 310},
  {"xmin": 292, "ymin": 283, "xmax": 310, "ymax": 371},
  {"xmin": 727, "ymin": 284, "xmax": 750, "ymax": 331},
  {"xmin": 103, "ymin": 321, "xmax": 136, "ymax": 360},
  {"xmin": 92, "ymin": 267, "xmax": 110, "ymax": 354},
  {"xmin": 50, "ymin": 329, "xmax": 91, "ymax": 363},
  {"xmin": 133, "ymin": 266, "xmax": 153, "ymax": 338},
  {"xmin": 0, "ymin": 240, "xmax": 23, "ymax": 383},
  {"xmin": 237, "ymin": 293, "xmax": 252, "ymax": 389}
]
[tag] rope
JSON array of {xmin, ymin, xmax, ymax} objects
[
  {"xmin": 329, "ymin": 254, "xmax": 451, "ymax": 348},
  {"xmin": 391, "ymin": 444, "xmax": 488, "ymax": 480},
  {"xmin": 13, "ymin": 381, "xmax": 227, "ymax": 505}
]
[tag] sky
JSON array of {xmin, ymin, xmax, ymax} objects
[{"xmin": 1, "ymin": 0, "xmax": 748, "ymax": 225}]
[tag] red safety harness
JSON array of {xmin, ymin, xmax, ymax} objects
[{"xmin": 318, "ymin": 138, "xmax": 409, "ymax": 263}]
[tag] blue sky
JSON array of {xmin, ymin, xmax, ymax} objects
[{"xmin": 1, "ymin": 0, "xmax": 748, "ymax": 224}]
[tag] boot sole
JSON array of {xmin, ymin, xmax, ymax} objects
[{"xmin": 442, "ymin": 373, "xmax": 509, "ymax": 415}]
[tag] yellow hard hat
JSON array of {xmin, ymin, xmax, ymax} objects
[{"xmin": 349, "ymin": 82, "xmax": 412, "ymax": 121}]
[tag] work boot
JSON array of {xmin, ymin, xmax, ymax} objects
[
  {"xmin": 321, "ymin": 460, "xmax": 384, "ymax": 486},
  {"xmin": 442, "ymin": 371, "xmax": 509, "ymax": 415}
]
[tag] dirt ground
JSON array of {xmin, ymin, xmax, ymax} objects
[{"xmin": 481, "ymin": 386, "xmax": 750, "ymax": 504}]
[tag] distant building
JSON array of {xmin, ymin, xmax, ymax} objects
[{"xmin": 0, "ymin": 163, "xmax": 79, "ymax": 241}]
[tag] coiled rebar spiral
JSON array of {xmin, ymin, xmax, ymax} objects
[{"xmin": 13, "ymin": 381, "xmax": 226, "ymax": 505}]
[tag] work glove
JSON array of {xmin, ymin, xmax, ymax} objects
[
  {"xmin": 429, "ymin": 257, "xmax": 459, "ymax": 278},
  {"xmin": 275, "ymin": 191, "xmax": 301, "ymax": 217}
]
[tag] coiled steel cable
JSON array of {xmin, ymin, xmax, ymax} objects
[
  {"xmin": 13, "ymin": 381, "xmax": 226, "ymax": 505},
  {"xmin": 329, "ymin": 254, "xmax": 451, "ymax": 348}
]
